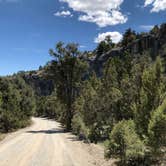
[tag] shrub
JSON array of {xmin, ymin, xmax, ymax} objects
[
  {"xmin": 105, "ymin": 120, "xmax": 145, "ymax": 165},
  {"xmin": 148, "ymin": 99, "xmax": 166, "ymax": 157},
  {"xmin": 0, "ymin": 76, "xmax": 36, "ymax": 132},
  {"xmin": 72, "ymin": 114, "xmax": 89, "ymax": 140}
]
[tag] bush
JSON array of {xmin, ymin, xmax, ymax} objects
[
  {"xmin": 105, "ymin": 120, "xmax": 145, "ymax": 165},
  {"xmin": 148, "ymin": 99, "xmax": 166, "ymax": 157},
  {"xmin": 72, "ymin": 114, "xmax": 89, "ymax": 140},
  {"xmin": 0, "ymin": 76, "xmax": 36, "ymax": 132},
  {"xmin": 36, "ymin": 93, "xmax": 65, "ymax": 123}
]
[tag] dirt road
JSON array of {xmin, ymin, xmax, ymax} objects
[{"xmin": 0, "ymin": 117, "xmax": 113, "ymax": 166}]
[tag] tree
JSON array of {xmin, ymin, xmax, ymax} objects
[
  {"xmin": 96, "ymin": 35, "xmax": 114, "ymax": 59},
  {"xmin": 35, "ymin": 96, "xmax": 46, "ymax": 117},
  {"xmin": 0, "ymin": 78, "xmax": 21, "ymax": 132},
  {"xmin": 148, "ymin": 98, "xmax": 166, "ymax": 156},
  {"xmin": 102, "ymin": 53, "xmax": 134, "ymax": 122},
  {"xmin": 134, "ymin": 57, "xmax": 165, "ymax": 136},
  {"xmin": 47, "ymin": 42, "xmax": 88, "ymax": 130},
  {"xmin": 73, "ymin": 74, "xmax": 103, "ymax": 142},
  {"xmin": 105, "ymin": 120, "xmax": 145, "ymax": 165},
  {"xmin": 0, "ymin": 76, "xmax": 36, "ymax": 132},
  {"xmin": 150, "ymin": 25, "xmax": 159, "ymax": 36},
  {"xmin": 12, "ymin": 75, "xmax": 36, "ymax": 118},
  {"xmin": 121, "ymin": 28, "xmax": 136, "ymax": 47}
]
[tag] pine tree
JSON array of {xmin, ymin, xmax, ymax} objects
[{"xmin": 47, "ymin": 42, "xmax": 88, "ymax": 130}]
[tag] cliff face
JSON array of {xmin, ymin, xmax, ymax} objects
[
  {"xmin": 20, "ymin": 23, "xmax": 166, "ymax": 95},
  {"xmin": 129, "ymin": 24, "xmax": 166, "ymax": 56},
  {"xmin": 91, "ymin": 23, "xmax": 166, "ymax": 75},
  {"xmin": 22, "ymin": 71, "xmax": 54, "ymax": 96},
  {"xmin": 129, "ymin": 35, "xmax": 159, "ymax": 56},
  {"xmin": 89, "ymin": 48, "xmax": 122, "ymax": 76}
]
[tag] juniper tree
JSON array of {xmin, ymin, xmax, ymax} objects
[{"xmin": 47, "ymin": 42, "xmax": 88, "ymax": 130}]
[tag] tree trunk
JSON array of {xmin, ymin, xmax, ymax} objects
[{"xmin": 66, "ymin": 107, "xmax": 72, "ymax": 131}]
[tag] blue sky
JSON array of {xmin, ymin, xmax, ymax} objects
[{"xmin": 0, "ymin": 0, "xmax": 166, "ymax": 76}]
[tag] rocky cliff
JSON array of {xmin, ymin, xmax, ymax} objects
[
  {"xmin": 91, "ymin": 23, "xmax": 166, "ymax": 75},
  {"xmin": 21, "ymin": 71, "xmax": 54, "ymax": 96},
  {"xmin": 20, "ymin": 23, "xmax": 166, "ymax": 95}
]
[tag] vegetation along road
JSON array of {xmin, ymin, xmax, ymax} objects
[{"xmin": 0, "ymin": 117, "xmax": 113, "ymax": 166}]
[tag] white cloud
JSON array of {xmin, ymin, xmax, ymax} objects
[
  {"xmin": 94, "ymin": 31, "xmax": 123, "ymax": 44},
  {"xmin": 140, "ymin": 25, "xmax": 154, "ymax": 31},
  {"xmin": 59, "ymin": 0, "xmax": 127, "ymax": 27},
  {"xmin": 54, "ymin": 10, "xmax": 73, "ymax": 17},
  {"xmin": 144, "ymin": 0, "xmax": 166, "ymax": 12},
  {"xmin": 79, "ymin": 45, "xmax": 86, "ymax": 48},
  {"xmin": 144, "ymin": 0, "xmax": 155, "ymax": 6}
]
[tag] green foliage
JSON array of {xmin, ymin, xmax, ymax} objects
[
  {"xmin": 72, "ymin": 113, "xmax": 89, "ymax": 140},
  {"xmin": 0, "ymin": 27, "xmax": 166, "ymax": 164},
  {"xmin": 150, "ymin": 25, "xmax": 159, "ymax": 36},
  {"xmin": 47, "ymin": 42, "xmax": 88, "ymax": 130},
  {"xmin": 101, "ymin": 53, "xmax": 134, "ymax": 122},
  {"xmin": 0, "ymin": 76, "xmax": 36, "ymax": 132},
  {"xmin": 121, "ymin": 28, "xmax": 136, "ymax": 47},
  {"xmin": 148, "ymin": 99, "xmax": 166, "ymax": 156},
  {"xmin": 105, "ymin": 120, "xmax": 145, "ymax": 165},
  {"xmin": 14, "ymin": 76, "xmax": 36, "ymax": 117},
  {"xmin": 11, "ymin": 37, "xmax": 164, "ymax": 165},
  {"xmin": 72, "ymin": 51, "xmax": 165, "ymax": 164},
  {"xmin": 134, "ymin": 56, "xmax": 165, "ymax": 136},
  {"xmin": 73, "ymin": 74, "xmax": 103, "ymax": 142},
  {"xmin": 36, "ymin": 93, "xmax": 65, "ymax": 122},
  {"xmin": 35, "ymin": 96, "xmax": 46, "ymax": 117},
  {"xmin": 96, "ymin": 36, "xmax": 115, "ymax": 58}
]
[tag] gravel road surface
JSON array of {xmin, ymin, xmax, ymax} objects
[{"xmin": 0, "ymin": 117, "xmax": 113, "ymax": 166}]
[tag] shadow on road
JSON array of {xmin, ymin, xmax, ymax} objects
[{"xmin": 26, "ymin": 128, "xmax": 65, "ymax": 134}]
